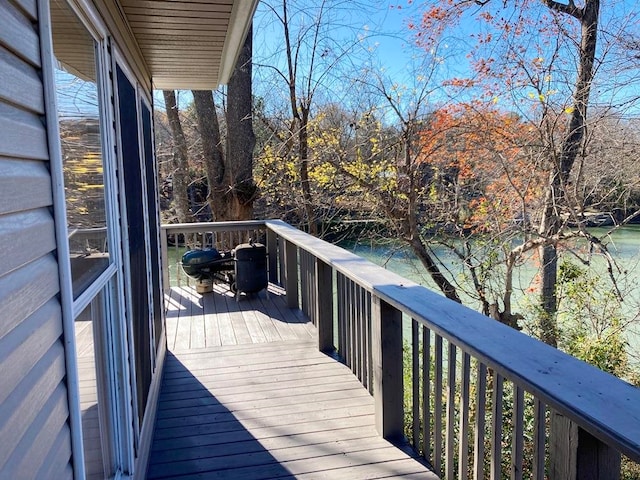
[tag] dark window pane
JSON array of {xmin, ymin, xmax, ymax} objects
[
  {"xmin": 116, "ymin": 65, "xmax": 151, "ymax": 428},
  {"xmin": 141, "ymin": 103, "xmax": 163, "ymax": 351}
]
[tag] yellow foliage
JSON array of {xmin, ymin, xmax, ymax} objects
[{"xmin": 310, "ymin": 162, "xmax": 337, "ymax": 188}]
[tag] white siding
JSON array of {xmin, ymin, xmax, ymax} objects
[{"xmin": 0, "ymin": 0, "xmax": 73, "ymax": 478}]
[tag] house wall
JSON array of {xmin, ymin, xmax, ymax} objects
[{"xmin": 0, "ymin": 0, "xmax": 73, "ymax": 478}]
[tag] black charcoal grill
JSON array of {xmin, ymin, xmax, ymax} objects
[
  {"xmin": 181, "ymin": 248, "xmax": 235, "ymax": 292},
  {"xmin": 234, "ymin": 241, "xmax": 268, "ymax": 295},
  {"xmin": 181, "ymin": 241, "xmax": 267, "ymax": 298}
]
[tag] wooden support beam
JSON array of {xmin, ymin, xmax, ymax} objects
[
  {"xmin": 160, "ymin": 227, "xmax": 170, "ymax": 293},
  {"xmin": 283, "ymin": 239, "xmax": 298, "ymax": 309},
  {"xmin": 315, "ymin": 258, "xmax": 334, "ymax": 353},
  {"xmin": 371, "ymin": 296, "xmax": 403, "ymax": 440},
  {"xmin": 266, "ymin": 228, "xmax": 278, "ymax": 284},
  {"xmin": 550, "ymin": 411, "xmax": 621, "ymax": 480}
]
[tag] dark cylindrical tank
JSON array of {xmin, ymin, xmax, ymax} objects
[{"xmin": 234, "ymin": 242, "xmax": 267, "ymax": 294}]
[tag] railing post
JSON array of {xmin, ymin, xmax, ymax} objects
[
  {"xmin": 160, "ymin": 226, "xmax": 169, "ymax": 293},
  {"xmin": 283, "ymin": 239, "xmax": 298, "ymax": 309},
  {"xmin": 371, "ymin": 295, "xmax": 403, "ymax": 440},
  {"xmin": 315, "ymin": 258, "xmax": 333, "ymax": 352},
  {"xmin": 549, "ymin": 411, "xmax": 621, "ymax": 480},
  {"xmin": 266, "ymin": 228, "xmax": 278, "ymax": 285}
]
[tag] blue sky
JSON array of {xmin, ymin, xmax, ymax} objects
[
  {"xmin": 252, "ymin": 1, "xmax": 426, "ymax": 81},
  {"xmin": 157, "ymin": 0, "xmax": 639, "ymax": 119}
]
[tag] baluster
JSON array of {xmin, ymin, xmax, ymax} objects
[
  {"xmin": 161, "ymin": 227, "xmax": 169, "ymax": 291},
  {"xmin": 366, "ymin": 291, "xmax": 373, "ymax": 394},
  {"xmin": 176, "ymin": 234, "xmax": 184, "ymax": 287},
  {"xmin": 337, "ymin": 273, "xmax": 345, "ymax": 358},
  {"xmin": 310, "ymin": 253, "xmax": 317, "ymax": 324},
  {"xmin": 512, "ymin": 385, "xmax": 524, "ymax": 480},
  {"xmin": 348, "ymin": 279, "xmax": 355, "ymax": 371},
  {"xmin": 434, "ymin": 334, "xmax": 443, "ymax": 475},
  {"xmin": 473, "ymin": 363, "xmax": 487, "ymax": 480},
  {"xmin": 266, "ymin": 229, "xmax": 277, "ymax": 284},
  {"xmin": 308, "ymin": 252, "xmax": 314, "ymax": 320},
  {"xmin": 278, "ymin": 235, "xmax": 285, "ymax": 286},
  {"xmin": 304, "ymin": 252, "xmax": 309, "ymax": 317},
  {"xmin": 360, "ymin": 287, "xmax": 368, "ymax": 388},
  {"xmin": 307, "ymin": 252, "xmax": 313, "ymax": 321},
  {"xmin": 352, "ymin": 281, "xmax": 358, "ymax": 374},
  {"xmin": 299, "ymin": 251, "xmax": 306, "ymax": 315},
  {"xmin": 422, "ymin": 327, "xmax": 431, "ymax": 462},
  {"xmin": 359, "ymin": 286, "xmax": 366, "ymax": 382},
  {"xmin": 283, "ymin": 239, "xmax": 298, "ymax": 308},
  {"xmin": 411, "ymin": 318, "xmax": 420, "ymax": 449},
  {"xmin": 491, "ymin": 373, "xmax": 504, "ymax": 480},
  {"xmin": 459, "ymin": 352, "xmax": 471, "ymax": 479},
  {"xmin": 345, "ymin": 276, "xmax": 351, "ymax": 365},
  {"xmin": 360, "ymin": 286, "xmax": 367, "ymax": 383},
  {"xmin": 316, "ymin": 258, "xmax": 333, "ymax": 353},
  {"xmin": 344, "ymin": 277, "xmax": 351, "ymax": 367},
  {"xmin": 371, "ymin": 296, "xmax": 403, "ymax": 440},
  {"xmin": 532, "ymin": 399, "xmax": 546, "ymax": 480},
  {"xmin": 445, "ymin": 342, "xmax": 457, "ymax": 480},
  {"xmin": 300, "ymin": 250, "xmax": 309, "ymax": 318}
]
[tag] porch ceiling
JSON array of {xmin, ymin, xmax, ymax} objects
[{"xmin": 119, "ymin": 0, "xmax": 258, "ymax": 90}]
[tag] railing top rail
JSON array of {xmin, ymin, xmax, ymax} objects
[
  {"xmin": 265, "ymin": 219, "xmax": 640, "ymax": 461},
  {"xmin": 162, "ymin": 220, "xmax": 267, "ymax": 235},
  {"xmin": 265, "ymin": 220, "xmax": 413, "ymax": 289}
]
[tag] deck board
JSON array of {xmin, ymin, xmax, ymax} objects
[
  {"xmin": 149, "ymin": 285, "xmax": 438, "ymax": 479},
  {"xmin": 74, "ymin": 319, "xmax": 106, "ymax": 480}
]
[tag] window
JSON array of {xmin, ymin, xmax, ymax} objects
[
  {"xmin": 51, "ymin": 1, "xmax": 121, "ymax": 477},
  {"xmin": 52, "ymin": 0, "xmax": 110, "ymax": 300}
]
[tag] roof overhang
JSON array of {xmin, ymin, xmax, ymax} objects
[{"xmin": 119, "ymin": 0, "xmax": 259, "ymax": 90}]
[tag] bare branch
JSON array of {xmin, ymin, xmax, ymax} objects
[{"xmin": 541, "ymin": 0, "xmax": 583, "ymax": 20}]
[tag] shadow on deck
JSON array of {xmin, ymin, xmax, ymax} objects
[{"xmin": 148, "ymin": 285, "xmax": 437, "ymax": 479}]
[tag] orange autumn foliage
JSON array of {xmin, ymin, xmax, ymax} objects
[{"xmin": 415, "ymin": 104, "xmax": 545, "ymax": 233}]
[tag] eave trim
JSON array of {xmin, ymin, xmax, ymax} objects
[{"xmin": 218, "ymin": 0, "xmax": 258, "ymax": 85}]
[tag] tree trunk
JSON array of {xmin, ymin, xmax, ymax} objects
[
  {"xmin": 192, "ymin": 90, "xmax": 228, "ymax": 220},
  {"xmin": 162, "ymin": 90, "xmax": 192, "ymax": 223},
  {"xmin": 299, "ymin": 107, "xmax": 316, "ymax": 234},
  {"xmin": 225, "ymin": 23, "xmax": 256, "ymax": 220},
  {"xmin": 537, "ymin": 0, "xmax": 600, "ymax": 346},
  {"xmin": 538, "ymin": 243, "xmax": 559, "ymax": 346},
  {"xmin": 409, "ymin": 237, "xmax": 462, "ymax": 304}
]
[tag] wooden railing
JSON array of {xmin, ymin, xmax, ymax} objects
[
  {"xmin": 161, "ymin": 220, "xmax": 640, "ymax": 479},
  {"xmin": 159, "ymin": 220, "xmax": 268, "ymax": 289}
]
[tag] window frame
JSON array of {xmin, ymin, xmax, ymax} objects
[
  {"xmin": 110, "ymin": 46, "xmax": 160, "ymax": 450},
  {"xmin": 40, "ymin": 0, "xmax": 135, "ymax": 477}
]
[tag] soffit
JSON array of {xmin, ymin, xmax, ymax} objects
[{"xmin": 118, "ymin": 0, "xmax": 257, "ymax": 90}]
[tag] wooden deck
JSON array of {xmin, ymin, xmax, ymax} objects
[
  {"xmin": 164, "ymin": 283, "xmax": 316, "ymax": 350},
  {"xmin": 75, "ymin": 318, "xmax": 108, "ymax": 480},
  {"xmin": 148, "ymin": 284, "xmax": 438, "ymax": 479}
]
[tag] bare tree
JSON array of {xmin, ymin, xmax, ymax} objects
[
  {"xmin": 254, "ymin": 0, "xmax": 370, "ymax": 233},
  {"xmin": 192, "ymin": 24, "xmax": 256, "ymax": 221},
  {"xmin": 535, "ymin": 0, "xmax": 602, "ymax": 346},
  {"xmin": 162, "ymin": 90, "xmax": 192, "ymax": 223}
]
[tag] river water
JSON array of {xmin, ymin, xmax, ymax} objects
[{"xmin": 338, "ymin": 226, "xmax": 640, "ymax": 365}]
